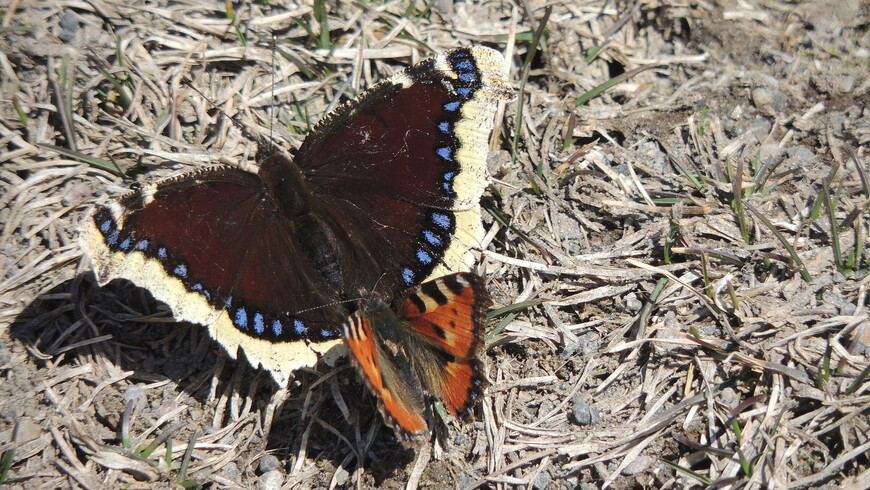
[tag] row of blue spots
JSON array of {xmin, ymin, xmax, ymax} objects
[
  {"xmin": 224, "ymin": 294, "xmax": 337, "ymax": 341},
  {"xmin": 109, "ymin": 229, "xmax": 148, "ymax": 254},
  {"xmin": 95, "ymin": 211, "xmax": 338, "ymax": 342},
  {"xmin": 449, "ymin": 52, "xmax": 480, "ymax": 99},
  {"xmin": 191, "ymin": 283, "xmax": 211, "ymax": 300},
  {"xmin": 442, "ymin": 171, "xmax": 456, "ymax": 192},
  {"xmin": 402, "ymin": 211, "xmax": 455, "ymax": 285}
]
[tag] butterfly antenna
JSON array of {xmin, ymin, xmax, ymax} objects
[
  {"xmin": 369, "ymin": 272, "xmax": 388, "ymax": 296},
  {"xmin": 293, "ymin": 298, "xmax": 360, "ymax": 317},
  {"xmin": 270, "ymin": 34, "xmax": 277, "ymax": 147},
  {"xmin": 180, "ymin": 77, "xmax": 278, "ymax": 159}
]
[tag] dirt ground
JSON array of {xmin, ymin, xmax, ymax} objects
[{"xmin": 1, "ymin": 0, "xmax": 868, "ymax": 488}]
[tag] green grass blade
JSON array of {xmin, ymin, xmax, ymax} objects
[
  {"xmin": 573, "ymin": 64, "xmax": 657, "ymax": 107},
  {"xmin": 36, "ymin": 143, "xmax": 127, "ymax": 177},
  {"xmin": 745, "ymin": 202, "xmax": 812, "ymax": 283},
  {"xmin": 511, "ymin": 6, "xmax": 552, "ymax": 165}
]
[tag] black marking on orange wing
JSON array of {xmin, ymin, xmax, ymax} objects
[{"xmin": 401, "ymin": 273, "xmax": 491, "ymax": 416}]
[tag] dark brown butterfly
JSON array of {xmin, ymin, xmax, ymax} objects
[{"xmin": 80, "ymin": 47, "xmax": 514, "ymax": 386}]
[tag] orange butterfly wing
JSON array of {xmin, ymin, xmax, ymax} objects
[
  {"xmin": 399, "ymin": 273, "xmax": 490, "ymax": 416},
  {"xmin": 342, "ymin": 308, "xmax": 429, "ymax": 445}
]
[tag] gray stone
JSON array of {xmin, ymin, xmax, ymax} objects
[
  {"xmin": 258, "ymin": 454, "xmax": 281, "ymax": 474},
  {"xmin": 623, "ymin": 456, "xmax": 654, "ymax": 475},
  {"xmin": 624, "ymin": 293, "xmax": 643, "ymax": 312},
  {"xmin": 257, "ymin": 470, "xmax": 284, "ymax": 490},
  {"xmin": 748, "ymin": 117, "xmax": 771, "ymax": 136},
  {"xmin": 751, "ymin": 87, "xmax": 774, "ymax": 108},
  {"xmin": 570, "ymin": 395, "xmax": 600, "ymax": 426},
  {"xmin": 532, "ymin": 470, "xmax": 552, "ymax": 490},
  {"xmin": 59, "ymin": 10, "xmax": 78, "ymax": 42}
]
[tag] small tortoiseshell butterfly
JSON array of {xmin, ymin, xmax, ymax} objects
[{"xmin": 342, "ymin": 272, "xmax": 490, "ymax": 445}]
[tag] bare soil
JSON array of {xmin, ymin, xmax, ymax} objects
[{"xmin": 1, "ymin": 0, "xmax": 868, "ymax": 488}]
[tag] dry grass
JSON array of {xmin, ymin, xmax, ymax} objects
[{"xmin": 2, "ymin": 0, "xmax": 869, "ymax": 488}]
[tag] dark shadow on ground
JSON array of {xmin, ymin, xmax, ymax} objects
[{"xmin": 8, "ymin": 273, "xmax": 415, "ymax": 484}]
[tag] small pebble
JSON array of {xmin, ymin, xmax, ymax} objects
[
  {"xmin": 532, "ymin": 470, "xmax": 552, "ymax": 490},
  {"xmin": 257, "ymin": 469, "xmax": 284, "ymax": 490},
  {"xmin": 623, "ymin": 456, "xmax": 654, "ymax": 475},
  {"xmin": 748, "ymin": 117, "xmax": 771, "ymax": 136},
  {"xmin": 787, "ymin": 146, "xmax": 814, "ymax": 160},
  {"xmin": 221, "ymin": 462, "xmax": 241, "ymax": 481},
  {"xmin": 838, "ymin": 76, "xmax": 855, "ymax": 93},
  {"xmin": 258, "ymin": 454, "xmax": 281, "ymax": 474},
  {"xmin": 751, "ymin": 87, "xmax": 774, "ymax": 108},
  {"xmin": 570, "ymin": 395, "xmax": 600, "ymax": 426},
  {"xmin": 59, "ymin": 10, "xmax": 78, "ymax": 42},
  {"xmin": 624, "ymin": 293, "xmax": 643, "ymax": 313}
]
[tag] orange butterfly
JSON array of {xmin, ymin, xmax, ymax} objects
[{"xmin": 342, "ymin": 272, "xmax": 490, "ymax": 445}]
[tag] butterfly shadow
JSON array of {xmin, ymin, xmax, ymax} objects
[{"xmin": 9, "ymin": 272, "xmax": 417, "ymax": 483}]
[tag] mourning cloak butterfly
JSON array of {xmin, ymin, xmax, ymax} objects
[
  {"xmin": 342, "ymin": 272, "xmax": 490, "ymax": 445},
  {"xmin": 79, "ymin": 47, "xmax": 514, "ymax": 386}
]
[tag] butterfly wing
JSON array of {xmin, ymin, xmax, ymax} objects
[
  {"xmin": 342, "ymin": 273, "xmax": 490, "ymax": 444},
  {"xmin": 399, "ymin": 273, "xmax": 491, "ymax": 416},
  {"xmin": 298, "ymin": 47, "xmax": 514, "ymax": 294},
  {"xmin": 342, "ymin": 305, "xmax": 430, "ymax": 445},
  {"xmin": 80, "ymin": 166, "xmax": 347, "ymax": 387}
]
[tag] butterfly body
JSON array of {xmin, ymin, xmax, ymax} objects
[
  {"xmin": 343, "ymin": 272, "xmax": 491, "ymax": 445},
  {"xmin": 80, "ymin": 47, "xmax": 513, "ymax": 387}
]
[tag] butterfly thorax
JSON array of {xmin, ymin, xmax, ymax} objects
[
  {"xmin": 257, "ymin": 152, "xmax": 346, "ymax": 292},
  {"xmin": 257, "ymin": 153, "xmax": 312, "ymax": 219}
]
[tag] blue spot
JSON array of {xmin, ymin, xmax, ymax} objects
[
  {"xmin": 423, "ymin": 230, "xmax": 442, "ymax": 246},
  {"xmin": 455, "ymin": 59, "xmax": 474, "ymax": 71},
  {"xmin": 135, "ymin": 239, "xmax": 148, "ymax": 250},
  {"xmin": 234, "ymin": 307, "xmax": 248, "ymax": 328},
  {"xmin": 402, "ymin": 268, "xmax": 415, "ymax": 285},
  {"xmin": 436, "ymin": 147, "xmax": 453, "ymax": 161},
  {"xmin": 100, "ymin": 220, "xmax": 112, "ymax": 233},
  {"xmin": 226, "ymin": 295, "xmax": 233, "ymax": 307},
  {"xmin": 192, "ymin": 283, "xmax": 210, "ymax": 300},
  {"xmin": 438, "ymin": 121, "xmax": 450, "ymax": 133},
  {"xmin": 444, "ymin": 101, "xmax": 461, "ymax": 112},
  {"xmin": 459, "ymin": 72, "xmax": 477, "ymax": 83},
  {"xmin": 119, "ymin": 238, "xmax": 131, "ymax": 250},
  {"xmin": 443, "ymin": 182, "xmax": 451, "ymax": 192},
  {"xmin": 107, "ymin": 230, "xmax": 119, "ymax": 246},
  {"xmin": 272, "ymin": 319, "xmax": 283, "ymax": 336},
  {"xmin": 253, "ymin": 313, "xmax": 265, "ymax": 334},
  {"xmin": 431, "ymin": 212, "xmax": 451, "ymax": 229},
  {"xmin": 444, "ymin": 171, "xmax": 456, "ymax": 180},
  {"xmin": 320, "ymin": 329, "xmax": 334, "ymax": 338},
  {"xmin": 456, "ymin": 87, "xmax": 473, "ymax": 98},
  {"xmin": 417, "ymin": 250, "xmax": 432, "ymax": 264},
  {"xmin": 158, "ymin": 248, "xmax": 168, "ymax": 259},
  {"xmin": 174, "ymin": 264, "xmax": 187, "ymax": 277},
  {"xmin": 293, "ymin": 320, "xmax": 306, "ymax": 335}
]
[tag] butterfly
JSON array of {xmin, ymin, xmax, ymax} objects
[
  {"xmin": 79, "ymin": 47, "xmax": 514, "ymax": 387},
  {"xmin": 342, "ymin": 272, "xmax": 490, "ymax": 445}
]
